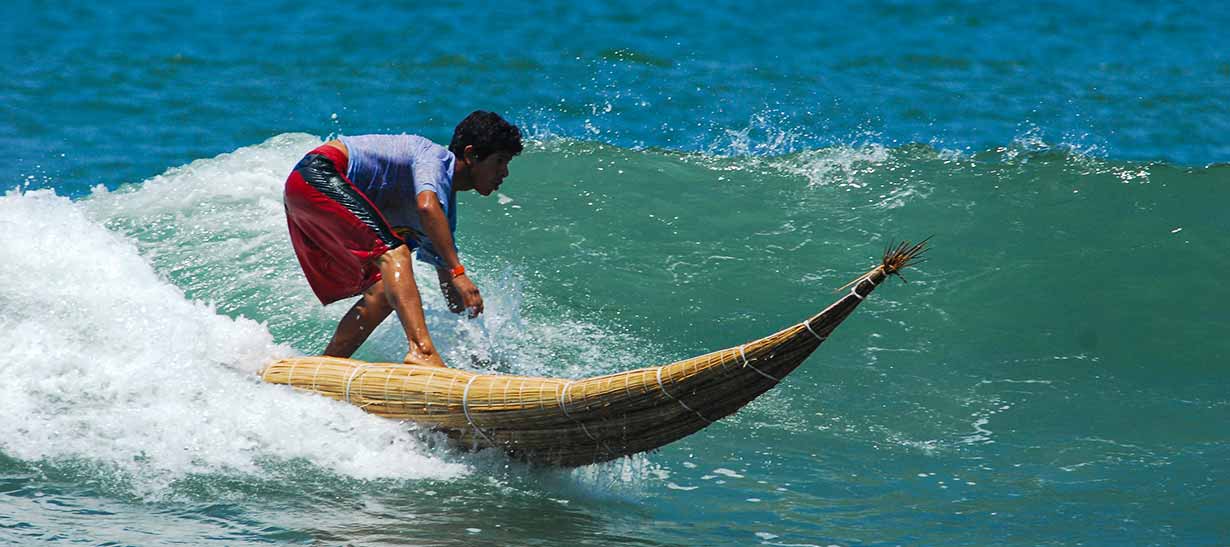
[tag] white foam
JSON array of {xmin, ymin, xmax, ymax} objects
[
  {"xmin": 79, "ymin": 133, "xmax": 331, "ymax": 352},
  {"xmin": 784, "ymin": 143, "xmax": 893, "ymax": 189},
  {"xmin": 0, "ymin": 178, "xmax": 466, "ymax": 497}
]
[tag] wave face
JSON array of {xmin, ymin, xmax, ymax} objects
[
  {"xmin": 2, "ymin": 133, "xmax": 1227, "ymax": 545},
  {"xmin": 4, "ymin": 1, "xmax": 1229, "ymax": 543},
  {"xmin": 0, "ymin": 145, "xmax": 472, "ymax": 495}
]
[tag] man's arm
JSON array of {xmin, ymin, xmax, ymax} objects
[{"xmin": 416, "ymin": 191, "xmax": 483, "ymax": 316}]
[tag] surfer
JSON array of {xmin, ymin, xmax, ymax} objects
[{"xmin": 283, "ymin": 111, "xmax": 522, "ymax": 367}]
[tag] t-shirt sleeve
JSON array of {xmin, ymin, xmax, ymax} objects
[{"xmin": 411, "ymin": 146, "xmax": 453, "ymax": 209}]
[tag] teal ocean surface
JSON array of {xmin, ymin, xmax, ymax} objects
[{"xmin": 3, "ymin": 2, "xmax": 1228, "ymax": 546}]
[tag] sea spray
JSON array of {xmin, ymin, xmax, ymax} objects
[
  {"xmin": 0, "ymin": 188, "xmax": 467, "ymax": 497},
  {"xmin": 2, "ymin": 133, "xmax": 1225, "ymax": 544}
]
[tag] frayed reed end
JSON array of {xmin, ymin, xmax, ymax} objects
[{"xmin": 836, "ymin": 237, "xmax": 932, "ymax": 292}]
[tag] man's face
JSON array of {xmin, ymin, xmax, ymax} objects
[{"xmin": 471, "ymin": 151, "xmax": 513, "ymax": 196}]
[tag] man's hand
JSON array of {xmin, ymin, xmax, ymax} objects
[
  {"xmin": 450, "ymin": 273, "xmax": 484, "ymax": 318},
  {"xmin": 436, "ymin": 267, "xmax": 483, "ymax": 317},
  {"xmin": 436, "ymin": 268, "xmax": 465, "ymax": 314}
]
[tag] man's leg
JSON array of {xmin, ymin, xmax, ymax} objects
[
  {"xmin": 323, "ymin": 279, "xmax": 393, "ymax": 358},
  {"xmin": 374, "ymin": 246, "xmax": 447, "ymax": 367}
]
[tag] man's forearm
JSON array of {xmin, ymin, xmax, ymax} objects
[
  {"xmin": 415, "ymin": 190, "xmax": 482, "ymax": 317},
  {"xmin": 416, "ymin": 193, "xmax": 462, "ymax": 269}
]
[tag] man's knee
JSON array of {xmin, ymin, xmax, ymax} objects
[{"xmin": 376, "ymin": 244, "xmax": 412, "ymax": 267}]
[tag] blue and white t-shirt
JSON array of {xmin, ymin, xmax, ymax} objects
[{"xmin": 339, "ymin": 134, "xmax": 456, "ymax": 268}]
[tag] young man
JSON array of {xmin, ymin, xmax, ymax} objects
[{"xmin": 283, "ymin": 111, "xmax": 522, "ymax": 367}]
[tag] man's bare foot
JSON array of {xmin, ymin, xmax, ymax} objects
[{"xmin": 404, "ymin": 352, "xmax": 448, "ymax": 368}]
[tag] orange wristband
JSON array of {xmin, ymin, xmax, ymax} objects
[{"xmin": 449, "ymin": 265, "xmax": 466, "ymax": 279}]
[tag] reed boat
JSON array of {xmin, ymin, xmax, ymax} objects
[{"xmin": 261, "ymin": 240, "xmax": 927, "ymax": 467}]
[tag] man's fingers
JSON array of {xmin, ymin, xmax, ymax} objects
[
  {"xmin": 473, "ymin": 294, "xmax": 484, "ymax": 317},
  {"xmin": 455, "ymin": 277, "xmax": 483, "ymax": 317}
]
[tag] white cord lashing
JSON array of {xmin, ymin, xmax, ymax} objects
[
  {"xmin": 850, "ymin": 284, "xmax": 866, "ymax": 300},
  {"xmin": 558, "ymin": 381, "xmax": 599, "ymax": 441},
  {"xmin": 462, "ymin": 375, "xmax": 497, "ymax": 445},
  {"xmin": 738, "ymin": 344, "xmax": 780, "ymax": 383},
  {"xmin": 655, "ymin": 366, "xmax": 712, "ymax": 424},
  {"xmin": 801, "ymin": 320, "xmax": 826, "ymax": 342},
  {"xmin": 311, "ymin": 363, "xmax": 323, "ymax": 391},
  {"xmin": 343, "ymin": 365, "xmax": 369, "ymax": 403},
  {"xmin": 850, "ymin": 274, "xmax": 879, "ymax": 300}
]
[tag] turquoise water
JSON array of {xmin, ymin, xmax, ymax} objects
[{"xmin": 3, "ymin": 2, "xmax": 1228, "ymax": 546}]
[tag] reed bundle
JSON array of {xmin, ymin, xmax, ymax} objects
[{"xmin": 261, "ymin": 240, "xmax": 927, "ymax": 466}]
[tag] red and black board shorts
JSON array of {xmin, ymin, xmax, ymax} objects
[{"xmin": 284, "ymin": 144, "xmax": 405, "ymax": 305}]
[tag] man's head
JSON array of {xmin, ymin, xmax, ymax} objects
[{"xmin": 450, "ymin": 111, "xmax": 523, "ymax": 196}]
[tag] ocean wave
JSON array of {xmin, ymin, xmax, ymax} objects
[{"xmin": 0, "ymin": 186, "xmax": 471, "ymax": 498}]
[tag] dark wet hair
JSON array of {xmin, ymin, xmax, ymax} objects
[{"xmin": 449, "ymin": 111, "xmax": 523, "ymax": 160}]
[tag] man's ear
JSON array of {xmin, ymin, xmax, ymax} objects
[{"xmin": 463, "ymin": 145, "xmax": 477, "ymax": 165}]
